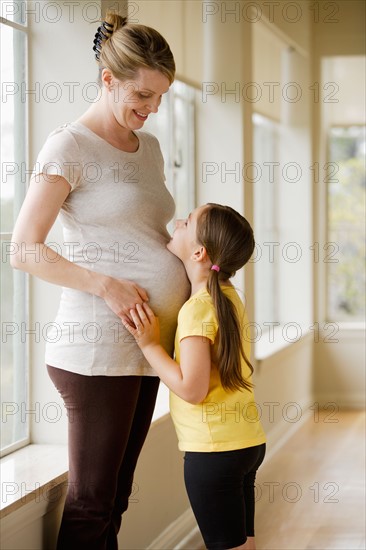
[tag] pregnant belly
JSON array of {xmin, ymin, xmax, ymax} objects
[
  {"xmin": 60, "ymin": 244, "xmax": 190, "ymax": 352},
  {"xmin": 135, "ymin": 247, "xmax": 190, "ymax": 323}
]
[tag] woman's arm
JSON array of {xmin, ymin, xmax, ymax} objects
[
  {"xmin": 11, "ymin": 174, "xmax": 148, "ymax": 321},
  {"xmin": 123, "ymin": 303, "xmax": 211, "ymax": 404}
]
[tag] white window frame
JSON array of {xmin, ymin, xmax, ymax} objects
[{"xmin": 0, "ymin": 5, "xmax": 30, "ymax": 457}]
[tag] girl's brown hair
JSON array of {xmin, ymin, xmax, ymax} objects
[
  {"xmin": 196, "ymin": 204, "xmax": 255, "ymax": 392},
  {"xmin": 95, "ymin": 10, "xmax": 175, "ymax": 83}
]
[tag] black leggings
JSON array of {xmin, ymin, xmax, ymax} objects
[
  {"xmin": 184, "ymin": 443, "xmax": 266, "ymax": 550},
  {"xmin": 47, "ymin": 365, "xmax": 160, "ymax": 550}
]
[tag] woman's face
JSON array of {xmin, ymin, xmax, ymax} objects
[
  {"xmin": 105, "ymin": 67, "xmax": 170, "ymax": 130},
  {"xmin": 167, "ymin": 206, "xmax": 207, "ymax": 262}
]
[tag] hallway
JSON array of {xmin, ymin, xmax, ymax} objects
[
  {"xmin": 0, "ymin": 1, "xmax": 364, "ymax": 548},
  {"xmin": 255, "ymin": 410, "xmax": 365, "ymax": 550}
]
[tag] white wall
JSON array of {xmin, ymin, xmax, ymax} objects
[
  {"xmin": 119, "ymin": 416, "xmax": 190, "ymax": 548},
  {"xmin": 255, "ymin": 335, "xmax": 314, "ymax": 450},
  {"xmin": 312, "ymin": 3, "xmax": 366, "ymax": 409},
  {"xmin": 131, "ymin": 0, "xmax": 203, "ymax": 86},
  {"xmin": 314, "ymin": 327, "xmax": 365, "ymax": 408}
]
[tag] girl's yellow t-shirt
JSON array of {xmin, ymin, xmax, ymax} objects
[{"xmin": 169, "ymin": 286, "xmax": 266, "ymax": 452}]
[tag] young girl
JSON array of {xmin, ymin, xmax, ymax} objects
[{"xmin": 123, "ymin": 203, "xmax": 266, "ymax": 550}]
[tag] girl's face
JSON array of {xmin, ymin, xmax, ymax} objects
[
  {"xmin": 105, "ymin": 68, "xmax": 170, "ymax": 130},
  {"xmin": 167, "ymin": 206, "xmax": 207, "ymax": 262}
]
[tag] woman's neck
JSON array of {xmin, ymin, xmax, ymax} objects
[{"xmin": 76, "ymin": 101, "xmax": 138, "ymax": 152}]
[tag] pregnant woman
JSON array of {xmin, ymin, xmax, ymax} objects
[{"xmin": 11, "ymin": 11, "xmax": 189, "ymax": 550}]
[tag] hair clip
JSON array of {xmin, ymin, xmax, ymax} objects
[
  {"xmin": 93, "ymin": 21, "xmax": 113, "ymax": 61},
  {"xmin": 93, "ymin": 44, "xmax": 101, "ymax": 61},
  {"xmin": 96, "ymin": 27, "xmax": 108, "ymax": 40},
  {"xmin": 102, "ymin": 21, "xmax": 113, "ymax": 34}
]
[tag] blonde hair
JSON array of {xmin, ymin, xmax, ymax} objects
[{"xmin": 95, "ymin": 10, "xmax": 175, "ymax": 84}]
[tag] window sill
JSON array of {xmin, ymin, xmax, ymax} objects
[
  {"xmin": 255, "ymin": 326, "xmax": 313, "ymax": 362},
  {"xmin": 331, "ymin": 321, "xmax": 365, "ymax": 331},
  {"xmin": 0, "ymin": 444, "xmax": 68, "ymax": 519}
]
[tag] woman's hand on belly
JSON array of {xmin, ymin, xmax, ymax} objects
[{"xmin": 99, "ymin": 276, "xmax": 149, "ymax": 323}]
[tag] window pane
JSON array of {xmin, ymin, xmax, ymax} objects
[
  {"xmin": 1, "ymin": 1, "xmax": 27, "ymax": 25},
  {"xmin": 0, "ymin": 21, "xmax": 28, "ymax": 454},
  {"xmin": 327, "ymin": 126, "xmax": 366, "ymax": 322},
  {"xmin": 1, "ymin": 250, "xmax": 28, "ymax": 450},
  {"xmin": 253, "ymin": 114, "xmax": 279, "ymax": 326},
  {"xmin": 144, "ymin": 89, "xmax": 172, "ymax": 173},
  {"xmin": 172, "ymin": 82, "xmax": 195, "ymax": 220},
  {"xmin": 1, "ymin": 23, "xmax": 27, "ymax": 232},
  {"xmin": 144, "ymin": 80, "xmax": 195, "ymax": 226},
  {"xmin": 1, "ymin": 22, "xmax": 16, "ymax": 233}
]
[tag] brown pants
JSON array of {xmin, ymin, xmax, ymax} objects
[{"xmin": 47, "ymin": 365, "xmax": 160, "ymax": 550}]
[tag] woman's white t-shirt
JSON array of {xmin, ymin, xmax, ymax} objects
[{"xmin": 32, "ymin": 121, "xmax": 190, "ymax": 376}]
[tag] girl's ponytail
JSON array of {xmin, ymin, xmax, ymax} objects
[{"xmin": 197, "ymin": 204, "xmax": 255, "ymax": 392}]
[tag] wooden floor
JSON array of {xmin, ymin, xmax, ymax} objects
[{"xmin": 255, "ymin": 410, "xmax": 366, "ymax": 550}]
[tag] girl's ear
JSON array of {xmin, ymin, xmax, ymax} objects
[{"xmin": 191, "ymin": 245, "xmax": 208, "ymax": 263}]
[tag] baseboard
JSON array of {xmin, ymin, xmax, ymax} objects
[
  {"xmin": 147, "ymin": 507, "xmax": 203, "ymax": 550},
  {"xmin": 313, "ymin": 393, "xmax": 366, "ymax": 410},
  {"xmin": 174, "ymin": 523, "xmax": 204, "ymax": 550}
]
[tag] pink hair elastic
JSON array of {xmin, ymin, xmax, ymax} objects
[{"xmin": 211, "ymin": 264, "xmax": 220, "ymax": 272}]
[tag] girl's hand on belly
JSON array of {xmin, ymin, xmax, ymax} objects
[
  {"xmin": 123, "ymin": 303, "xmax": 160, "ymax": 350},
  {"xmin": 101, "ymin": 277, "xmax": 149, "ymax": 323}
]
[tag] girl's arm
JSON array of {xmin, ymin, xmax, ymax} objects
[
  {"xmin": 124, "ymin": 303, "xmax": 211, "ymax": 404},
  {"xmin": 11, "ymin": 174, "xmax": 149, "ymax": 322}
]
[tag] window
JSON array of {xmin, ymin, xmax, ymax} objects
[
  {"xmin": 144, "ymin": 80, "xmax": 196, "ymax": 228},
  {"xmin": 252, "ymin": 41, "xmax": 312, "ymax": 357},
  {"xmin": 321, "ymin": 56, "xmax": 366, "ymax": 324},
  {"xmin": 327, "ymin": 125, "xmax": 366, "ymax": 322},
  {"xmin": 253, "ymin": 113, "xmax": 280, "ymax": 327},
  {"xmin": 1, "ymin": 1, "xmax": 29, "ymax": 455}
]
